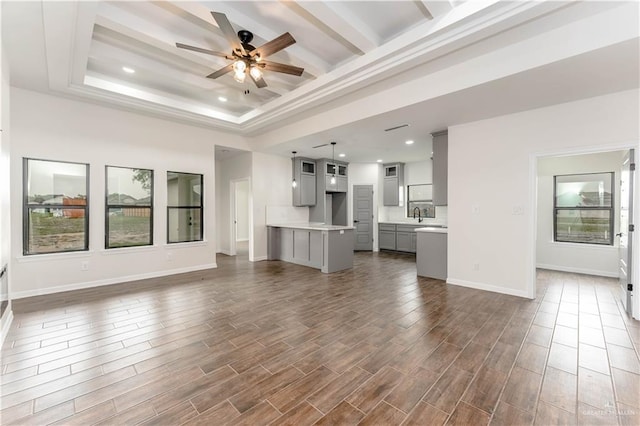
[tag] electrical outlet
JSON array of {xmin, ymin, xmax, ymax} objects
[
  {"xmin": 166, "ymin": 252, "xmax": 173, "ymax": 262},
  {"xmin": 512, "ymin": 206, "xmax": 524, "ymax": 215},
  {"xmin": 471, "ymin": 205, "xmax": 480, "ymax": 214},
  {"xmin": 80, "ymin": 261, "xmax": 89, "ymax": 271},
  {"xmin": 473, "ymin": 263, "xmax": 480, "ymax": 271}
]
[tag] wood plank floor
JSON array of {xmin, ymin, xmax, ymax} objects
[{"xmin": 2, "ymin": 252, "xmax": 639, "ymax": 425}]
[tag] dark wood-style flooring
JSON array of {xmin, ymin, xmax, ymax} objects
[{"xmin": 1, "ymin": 251, "xmax": 639, "ymax": 425}]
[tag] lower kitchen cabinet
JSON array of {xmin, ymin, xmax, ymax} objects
[{"xmin": 378, "ymin": 223, "xmax": 421, "ymax": 253}]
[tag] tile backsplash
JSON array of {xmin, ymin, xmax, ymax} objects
[{"xmin": 379, "ymin": 205, "xmax": 448, "ymax": 225}]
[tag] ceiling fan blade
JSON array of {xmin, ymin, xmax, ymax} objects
[
  {"xmin": 206, "ymin": 63, "xmax": 234, "ymax": 79},
  {"xmin": 250, "ymin": 73, "xmax": 268, "ymax": 88},
  {"xmin": 262, "ymin": 60, "xmax": 304, "ymax": 76},
  {"xmin": 211, "ymin": 11, "xmax": 246, "ymax": 56},
  {"xmin": 251, "ymin": 32, "xmax": 296, "ymax": 58},
  {"xmin": 175, "ymin": 43, "xmax": 228, "ymax": 58}
]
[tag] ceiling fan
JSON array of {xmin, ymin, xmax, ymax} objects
[{"xmin": 176, "ymin": 11, "xmax": 304, "ymax": 88}]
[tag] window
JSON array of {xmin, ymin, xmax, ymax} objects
[
  {"xmin": 23, "ymin": 158, "xmax": 89, "ymax": 255},
  {"xmin": 106, "ymin": 166, "xmax": 153, "ymax": 248},
  {"xmin": 167, "ymin": 172, "xmax": 203, "ymax": 243},
  {"xmin": 407, "ymin": 184, "xmax": 435, "ymax": 218},
  {"xmin": 554, "ymin": 172, "xmax": 614, "ymax": 245}
]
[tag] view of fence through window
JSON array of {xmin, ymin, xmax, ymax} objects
[
  {"xmin": 24, "ymin": 159, "xmax": 89, "ymax": 255},
  {"xmin": 106, "ymin": 166, "xmax": 153, "ymax": 248},
  {"xmin": 167, "ymin": 172, "xmax": 203, "ymax": 243},
  {"xmin": 554, "ymin": 172, "xmax": 614, "ymax": 245}
]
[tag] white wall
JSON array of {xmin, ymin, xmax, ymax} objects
[
  {"xmin": 537, "ymin": 151, "xmax": 623, "ymax": 277},
  {"xmin": 252, "ymin": 152, "xmax": 293, "ymax": 261},
  {"xmin": 1, "ymin": 3, "xmax": 14, "ymax": 344},
  {"xmin": 448, "ymin": 89, "xmax": 640, "ymax": 303},
  {"xmin": 215, "ymin": 152, "xmax": 252, "ymax": 255},
  {"xmin": 235, "ymin": 180, "xmax": 250, "ymax": 241},
  {"xmin": 10, "ymin": 88, "xmax": 246, "ymax": 298}
]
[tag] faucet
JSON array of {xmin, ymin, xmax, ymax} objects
[{"xmin": 412, "ymin": 207, "xmax": 423, "ymax": 223}]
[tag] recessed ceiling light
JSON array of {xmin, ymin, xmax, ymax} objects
[
  {"xmin": 339, "ymin": 153, "xmax": 346, "ymax": 158},
  {"xmin": 218, "ymin": 96, "xmax": 228, "ymax": 102},
  {"xmin": 376, "ymin": 159, "xmax": 383, "ymax": 163},
  {"xmin": 122, "ymin": 66, "xmax": 135, "ymax": 74},
  {"xmin": 405, "ymin": 140, "xmax": 414, "ymax": 145}
]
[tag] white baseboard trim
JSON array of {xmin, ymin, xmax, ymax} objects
[
  {"xmin": 536, "ymin": 264, "xmax": 618, "ymax": 278},
  {"xmin": 217, "ymin": 250, "xmax": 232, "ymax": 256},
  {"xmin": 252, "ymin": 256, "xmax": 268, "ymax": 262},
  {"xmin": 236, "ymin": 238, "xmax": 249, "ymax": 242},
  {"xmin": 1, "ymin": 309, "xmax": 14, "ymax": 348},
  {"xmin": 12, "ymin": 263, "xmax": 218, "ymax": 300},
  {"xmin": 446, "ymin": 277, "xmax": 530, "ymax": 299}
]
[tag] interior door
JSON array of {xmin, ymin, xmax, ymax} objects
[
  {"xmin": 619, "ymin": 149, "xmax": 635, "ymax": 315},
  {"xmin": 353, "ymin": 185, "xmax": 373, "ymax": 251}
]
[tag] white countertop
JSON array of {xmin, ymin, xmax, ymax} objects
[
  {"xmin": 379, "ymin": 221, "xmax": 447, "ymax": 227},
  {"xmin": 416, "ymin": 227, "xmax": 448, "ymax": 234},
  {"xmin": 267, "ymin": 223, "xmax": 355, "ymax": 231}
]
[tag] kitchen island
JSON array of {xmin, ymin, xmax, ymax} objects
[
  {"xmin": 416, "ymin": 226, "xmax": 448, "ymax": 280},
  {"xmin": 267, "ymin": 223, "xmax": 354, "ymax": 273}
]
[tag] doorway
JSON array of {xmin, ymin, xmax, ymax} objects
[
  {"xmin": 230, "ymin": 178, "xmax": 251, "ymax": 258},
  {"xmin": 533, "ymin": 147, "xmax": 636, "ymax": 318}
]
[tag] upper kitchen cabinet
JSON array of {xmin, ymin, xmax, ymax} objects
[
  {"xmin": 292, "ymin": 157, "xmax": 316, "ymax": 206},
  {"xmin": 309, "ymin": 159, "xmax": 349, "ymax": 225},
  {"xmin": 383, "ymin": 163, "xmax": 404, "ymax": 206},
  {"xmin": 323, "ymin": 160, "xmax": 348, "ymax": 193},
  {"xmin": 431, "ymin": 130, "xmax": 448, "ymax": 206}
]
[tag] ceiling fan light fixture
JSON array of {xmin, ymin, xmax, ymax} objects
[
  {"xmin": 250, "ymin": 66, "xmax": 263, "ymax": 80},
  {"xmin": 233, "ymin": 71, "xmax": 246, "ymax": 83},
  {"xmin": 233, "ymin": 60, "xmax": 247, "ymax": 73}
]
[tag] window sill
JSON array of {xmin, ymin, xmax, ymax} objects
[
  {"xmin": 163, "ymin": 241, "xmax": 208, "ymax": 249},
  {"xmin": 100, "ymin": 245, "xmax": 159, "ymax": 255},
  {"xmin": 16, "ymin": 251, "xmax": 92, "ymax": 263},
  {"xmin": 548, "ymin": 241, "xmax": 617, "ymax": 250}
]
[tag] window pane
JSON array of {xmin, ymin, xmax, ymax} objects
[
  {"xmin": 555, "ymin": 209, "xmax": 611, "ymax": 244},
  {"xmin": 555, "ymin": 173, "xmax": 612, "ymax": 207},
  {"xmin": 408, "ymin": 184, "xmax": 432, "ymax": 201},
  {"xmin": 27, "ymin": 159, "xmax": 87, "ymax": 204},
  {"xmin": 168, "ymin": 208, "xmax": 202, "ymax": 243},
  {"xmin": 107, "ymin": 167, "xmax": 152, "ymax": 206},
  {"xmin": 108, "ymin": 208, "xmax": 151, "ymax": 248},
  {"xmin": 167, "ymin": 172, "xmax": 202, "ymax": 207},
  {"xmin": 27, "ymin": 208, "xmax": 86, "ymax": 254}
]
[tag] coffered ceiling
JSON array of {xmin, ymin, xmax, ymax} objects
[{"xmin": 3, "ymin": 1, "xmax": 639, "ymax": 163}]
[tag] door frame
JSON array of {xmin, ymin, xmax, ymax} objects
[
  {"xmin": 229, "ymin": 177, "xmax": 252, "ymax": 259},
  {"xmin": 529, "ymin": 141, "xmax": 639, "ymax": 319}
]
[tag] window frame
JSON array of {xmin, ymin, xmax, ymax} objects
[
  {"xmin": 23, "ymin": 158, "xmax": 90, "ymax": 256},
  {"xmin": 105, "ymin": 165, "xmax": 154, "ymax": 249},
  {"xmin": 166, "ymin": 171, "xmax": 204, "ymax": 244},
  {"xmin": 553, "ymin": 171, "xmax": 614, "ymax": 246},
  {"xmin": 406, "ymin": 183, "xmax": 435, "ymax": 218}
]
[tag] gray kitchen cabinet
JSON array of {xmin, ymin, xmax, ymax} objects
[
  {"xmin": 383, "ymin": 163, "xmax": 404, "ymax": 206},
  {"xmin": 432, "ymin": 130, "xmax": 448, "ymax": 206},
  {"xmin": 379, "ymin": 223, "xmax": 421, "ymax": 253},
  {"xmin": 396, "ymin": 225, "xmax": 420, "ymax": 253},
  {"xmin": 292, "ymin": 157, "xmax": 316, "ymax": 206},
  {"xmin": 309, "ymin": 159, "xmax": 349, "ymax": 225},
  {"xmin": 324, "ymin": 160, "xmax": 348, "ymax": 193},
  {"xmin": 378, "ymin": 223, "xmax": 396, "ymax": 250}
]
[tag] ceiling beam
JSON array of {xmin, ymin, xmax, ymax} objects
[
  {"xmin": 418, "ymin": 1, "xmax": 455, "ymax": 19},
  {"xmin": 283, "ymin": 1, "xmax": 377, "ymax": 55}
]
